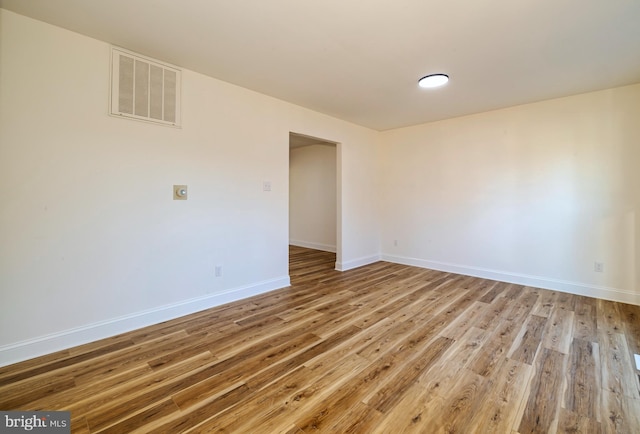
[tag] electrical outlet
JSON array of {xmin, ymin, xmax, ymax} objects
[
  {"xmin": 594, "ymin": 262, "xmax": 604, "ymax": 273},
  {"xmin": 215, "ymin": 265, "xmax": 223, "ymax": 277}
]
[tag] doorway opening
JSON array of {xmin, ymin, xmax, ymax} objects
[{"xmin": 288, "ymin": 132, "xmax": 341, "ymax": 276}]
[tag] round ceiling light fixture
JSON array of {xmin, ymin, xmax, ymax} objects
[{"xmin": 418, "ymin": 73, "xmax": 449, "ymax": 88}]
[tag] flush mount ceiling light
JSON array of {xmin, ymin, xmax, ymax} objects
[{"xmin": 418, "ymin": 73, "xmax": 449, "ymax": 88}]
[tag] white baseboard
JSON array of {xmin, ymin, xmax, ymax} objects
[
  {"xmin": 381, "ymin": 254, "xmax": 640, "ymax": 306},
  {"xmin": 0, "ymin": 276, "xmax": 290, "ymax": 368},
  {"xmin": 289, "ymin": 239, "xmax": 336, "ymax": 253},
  {"xmin": 336, "ymin": 254, "xmax": 381, "ymax": 271}
]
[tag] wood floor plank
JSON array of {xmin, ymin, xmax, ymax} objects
[
  {"xmin": 151, "ymin": 382, "xmax": 252, "ymax": 434},
  {"xmin": 601, "ymin": 391, "xmax": 640, "ymax": 434},
  {"xmin": 0, "ymin": 375, "xmax": 76, "ymax": 409},
  {"xmin": 0, "ymin": 349, "xmax": 71, "ymax": 378},
  {"xmin": 499, "ymin": 289, "xmax": 539, "ymax": 324},
  {"xmin": 94, "ymin": 398, "xmax": 180, "ymax": 434},
  {"xmin": 531, "ymin": 288, "xmax": 557, "ymax": 318},
  {"xmin": 555, "ymin": 291, "xmax": 577, "ymax": 313},
  {"xmin": 439, "ymin": 301, "xmax": 488, "ymax": 340},
  {"xmin": 171, "ymin": 331, "xmax": 321, "ymax": 409},
  {"xmin": 467, "ymin": 357, "xmax": 533, "ymax": 434},
  {"xmin": 466, "ymin": 277, "xmax": 499, "ymax": 296},
  {"xmin": 244, "ymin": 325, "xmax": 362, "ymax": 391},
  {"xmin": 573, "ymin": 296, "xmax": 598, "ymax": 342},
  {"xmin": 325, "ymin": 401, "xmax": 383, "ymax": 433},
  {"xmin": 64, "ymin": 351, "xmax": 217, "ymax": 422},
  {"xmin": 617, "ymin": 302, "xmax": 640, "ymax": 373},
  {"xmin": 542, "ymin": 305, "xmax": 575, "ymax": 354},
  {"xmin": 518, "ymin": 348, "xmax": 567, "ymax": 434},
  {"xmin": 254, "ymin": 355, "xmax": 373, "ymax": 433},
  {"xmin": 25, "ymin": 363, "xmax": 156, "ymax": 413},
  {"xmin": 189, "ymin": 353, "xmax": 369, "ymax": 433},
  {"xmin": 0, "ymin": 246, "xmax": 638, "ymax": 433},
  {"xmin": 508, "ymin": 314, "xmax": 548, "ymax": 365},
  {"xmin": 478, "ymin": 280, "xmax": 504, "ymax": 303},
  {"xmin": 556, "ymin": 408, "xmax": 601, "ymax": 434},
  {"xmin": 468, "ymin": 319, "xmax": 518, "ymax": 377},
  {"xmin": 597, "ymin": 299, "xmax": 624, "ymax": 334},
  {"xmin": 364, "ymin": 336, "xmax": 454, "ymax": 413},
  {"xmin": 468, "ymin": 291, "xmax": 536, "ymax": 378},
  {"xmin": 183, "ymin": 368, "xmax": 311, "ymax": 432},
  {"xmin": 439, "ymin": 326, "xmax": 490, "ymax": 373},
  {"xmin": 0, "ymin": 339, "xmax": 135, "ymax": 387},
  {"xmin": 502, "ymin": 283, "xmax": 526, "ymax": 301},
  {"xmin": 371, "ymin": 329, "xmax": 485, "ymax": 432},
  {"xmin": 209, "ymin": 310, "xmax": 325, "ymax": 361},
  {"xmin": 414, "ymin": 367, "xmax": 491, "ymax": 433},
  {"xmin": 72, "ymin": 330, "xmax": 194, "ymax": 385},
  {"xmin": 564, "ymin": 338, "xmax": 601, "ymax": 420},
  {"xmin": 355, "ymin": 286, "xmax": 467, "ymax": 361},
  {"xmin": 474, "ymin": 295, "xmax": 510, "ymax": 330},
  {"xmin": 71, "ymin": 417, "xmax": 90, "ymax": 434},
  {"xmin": 598, "ymin": 329, "xmax": 640, "ymax": 400}
]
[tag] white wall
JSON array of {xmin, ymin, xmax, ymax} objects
[
  {"xmin": 380, "ymin": 84, "xmax": 640, "ymax": 305},
  {"xmin": 2, "ymin": 8, "xmax": 638, "ymax": 368},
  {"xmin": 0, "ymin": 9, "xmax": 381, "ymax": 365},
  {"xmin": 289, "ymin": 144, "xmax": 337, "ymax": 252}
]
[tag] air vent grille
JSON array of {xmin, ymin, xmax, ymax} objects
[{"xmin": 110, "ymin": 47, "xmax": 181, "ymax": 127}]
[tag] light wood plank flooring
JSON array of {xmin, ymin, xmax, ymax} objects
[{"xmin": 1, "ymin": 245, "xmax": 639, "ymax": 433}]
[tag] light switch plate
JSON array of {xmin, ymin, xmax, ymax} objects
[{"xmin": 173, "ymin": 185, "xmax": 188, "ymax": 200}]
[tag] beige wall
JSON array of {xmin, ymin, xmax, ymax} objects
[
  {"xmin": 380, "ymin": 84, "xmax": 640, "ymax": 304},
  {"xmin": 0, "ymin": 10, "xmax": 381, "ymax": 365},
  {"xmin": 289, "ymin": 145, "xmax": 337, "ymax": 252}
]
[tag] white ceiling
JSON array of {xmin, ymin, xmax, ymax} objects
[{"xmin": 2, "ymin": 0, "xmax": 640, "ymax": 131}]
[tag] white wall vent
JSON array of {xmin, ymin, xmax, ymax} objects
[{"xmin": 110, "ymin": 47, "xmax": 181, "ymax": 127}]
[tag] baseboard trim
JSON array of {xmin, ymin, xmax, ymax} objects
[
  {"xmin": 289, "ymin": 240, "xmax": 336, "ymax": 253},
  {"xmin": 336, "ymin": 254, "xmax": 381, "ymax": 272},
  {"xmin": 381, "ymin": 254, "xmax": 639, "ymax": 306},
  {"xmin": 0, "ymin": 276, "xmax": 291, "ymax": 368}
]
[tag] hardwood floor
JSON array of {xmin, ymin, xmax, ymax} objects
[{"xmin": 1, "ymin": 245, "xmax": 639, "ymax": 433}]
